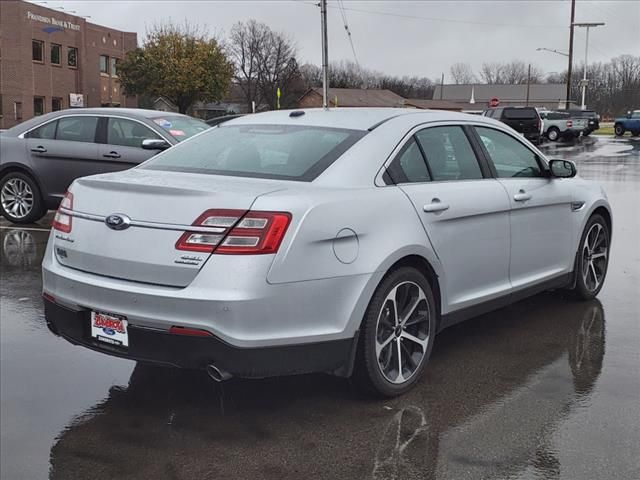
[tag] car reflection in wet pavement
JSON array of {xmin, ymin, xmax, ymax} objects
[{"xmin": 1, "ymin": 137, "xmax": 639, "ymax": 480}]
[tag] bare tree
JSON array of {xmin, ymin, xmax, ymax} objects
[
  {"xmin": 544, "ymin": 54, "xmax": 640, "ymax": 116},
  {"xmin": 479, "ymin": 60, "xmax": 542, "ymax": 84},
  {"xmin": 449, "ymin": 62, "xmax": 475, "ymax": 84},
  {"xmin": 255, "ymin": 29, "xmax": 298, "ymax": 109},
  {"xmin": 228, "ymin": 20, "xmax": 269, "ymax": 111}
]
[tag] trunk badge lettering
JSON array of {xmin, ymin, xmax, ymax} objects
[{"xmin": 105, "ymin": 214, "xmax": 131, "ymax": 231}]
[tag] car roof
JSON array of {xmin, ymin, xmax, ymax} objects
[
  {"xmin": 2, "ymin": 108, "xmax": 195, "ymax": 136},
  {"xmin": 224, "ymin": 107, "xmax": 490, "ymax": 131}
]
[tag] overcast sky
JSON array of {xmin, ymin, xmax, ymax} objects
[{"xmin": 32, "ymin": 0, "xmax": 640, "ymax": 81}]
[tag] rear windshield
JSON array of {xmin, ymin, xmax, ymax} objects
[
  {"xmin": 141, "ymin": 124, "xmax": 366, "ymax": 181},
  {"xmin": 503, "ymin": 108, "xmax": 538, "ymax": 120},
  {"xmin": 148, "ymin": 115, "xmax": 209, "ymax": 141}
]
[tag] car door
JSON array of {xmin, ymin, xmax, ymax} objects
[
  {"xmin": 388, "ymin": 124, "xmax": 512, "ymax": 313},
  {"xmin": 473, "ymin": 126, "xmax": 574, "ymax": 290},
  {"xmin": 97, "ymin": 117, "xmax": 168, "ymax": 167},
  {"xmin": 25, "ymin": 115, "xmax": 99, "ymax": 200}
]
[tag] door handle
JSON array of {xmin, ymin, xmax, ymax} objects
[
  {"xmin": 30, "ymin": 146, "xmax": 47, "ymax": 153},
  {"xmin": 514, "ymin": 190, "xmax": 532, "ymax": 202},
  {"xmin": 103, "ymin": 151, "xmax": 121, "ymax": 159},
  {"xmin": 423, "ymin": 198, "xmax": 450, "ymax": 213}
]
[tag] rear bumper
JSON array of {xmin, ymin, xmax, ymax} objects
[{"xmin": 44, "ymin": 299, "xmax": 357, "ymax": 378}]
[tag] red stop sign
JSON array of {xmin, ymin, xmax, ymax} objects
[{"xmin": 489, "ymin": 97, "xmax": 500, "ymax": 108}]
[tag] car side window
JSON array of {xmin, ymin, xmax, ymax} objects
[
  {"xmin": 386, "ymin": 137, "xmax": 430, "ymax": 184},
  {"xmin": 26, "ymin": 121, "xmax": 57, "ymax": 139},
  {"xmin": 107, "ymin": 117, "xmax": 161, "ymax": 148},
  {"xmin": 414, "ymin": 126, "xmax": 483, "ymax": 181},
  {"xmin": 56, "ymin": 116, "xmax": 98, "ymax": 143},
  {"xmin": 475, "ymin": 126, "xmax": 544, "ymax": 178}
]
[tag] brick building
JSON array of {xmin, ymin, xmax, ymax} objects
[{"xmin": 0, "ymin": 0, "xmax": 137, "ymax": 129}]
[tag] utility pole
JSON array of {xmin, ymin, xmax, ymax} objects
[
  {"xmin": 565, "ymin": 0, "xmax": 576, "ymax": 109},
  {"xmin": 320, "ymin": 0, "xmax": 329, "ymax": 109},
  {"xmin": 440, "ymin": 73, "xmax": 444, "ymax": 100},
  {"xmin": 573, "ymin": 22, "xmax": 605, "ymax": 110},
  {"xmin": 525, "ymin": 63, "xmax": 531, "ymax": 106}
]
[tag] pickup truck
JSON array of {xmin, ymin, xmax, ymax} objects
[
  {"xmin": 483, "ymin": 107, "xmax": 542, "ymax": 144},
  {"xmin": 538, "ymin": 110, "xmax": 587, "ymax": 141},
  {"xmin": 614, "ymin": 110, "xmax": 640, "ymax": 136},
  {"xmin": 567, "ymin": 109, "xmax": 600, "ymax": 135}
]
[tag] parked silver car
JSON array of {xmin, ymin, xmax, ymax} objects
[
  {"xmin": 42, "ymin": 108, "xmax": 612, "ymax": 396},
  {"xmin": 0, "ymin": 108, "xmax": 208, "ymax": 223}
]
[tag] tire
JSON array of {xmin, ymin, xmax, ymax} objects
[
  {"xmin": 614, "ymin": 124, "xmax": 625, "ymax": 136},
  {"xmin": 583, "ymin": 130, "xmax": 591, "ymax": 137},
  {"xmin": 0, "ymin": 172, "xmax": 46, "ymax": 224},
  {"xmin": 547, "ymin": 127, "xmax": 560, "ymax": 142},
  {"xmin": 631, "ymin": 131, "xmax": 640, "ymax": 137},
  {"xmin": 570, "ymin": 214, "xmax": 610, "ymax": 301},
  {"xmin": 353, "ymin": 266, "xmax": 437, "ymax": 397}
]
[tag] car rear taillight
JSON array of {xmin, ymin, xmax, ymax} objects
[
  {"xmin": 176, "ymin": 209, "xmax": 292, "ymax": 255},
  {"xmin": 567, "ymin": 120, "xmax": 573, "ymax": 128},
  {"xmin": 52, "ymin": 191, "xmax": 73, "ymax": 233}
]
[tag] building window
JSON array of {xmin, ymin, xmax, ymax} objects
[
  {"xmin": 100, "ymin": 55, "xmax": 109, "ymax": 74},
  {"xmin": 68, "ymin": 47, "xmax": 78, "ymax": 67},
  {"xmin": 51, "ymin": 43, "xmax": 61, "ymax": 65},
  {"xmin": 14, "ymin": 102, "xmax": 23, "ymax": 121},
  {"xmin": 52, "ymin": 97, "xmax": 63, "ymax": 111},
  {"xmin": 110, "ymin": 57, "xmax": 119, "ymax": 77},
  {"xmin": 32, "ymin": 40, "xmax": 44, "ymax": 62},
  {"xmin": 34, "ymin": 97, "xmax": 45, "ymax": 116}
]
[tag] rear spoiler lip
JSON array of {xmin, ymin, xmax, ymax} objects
[{"xmin": 59, "ymin": 208, "xmax": 227, "ymax": 234}]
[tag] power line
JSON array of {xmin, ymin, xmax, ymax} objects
[
  {"xmin": 301, "ymin": 1, "xmax": 568, "ymax": 29},
  {"xmin": 337, "ymin": 0, "xmax": 360, "ymax": 70}
]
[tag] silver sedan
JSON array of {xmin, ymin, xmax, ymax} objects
[{"xmin": 42, "ymin": 108, "xmax": 612, "ymax": 396}]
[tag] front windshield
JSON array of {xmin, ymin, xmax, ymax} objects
[{"xmin": 149, "ymin": 115, "xmax": 209, "ymax": 141}]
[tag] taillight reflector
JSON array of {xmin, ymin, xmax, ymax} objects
[
  {"xmin": 175, "ymin": 209, "xmax": 291, "ymax": 255},
  {"xmin": 567, "ymin": 120, "xmax": 573, "ymax": 128},
  {"xmin": 52, "ymin": 191, "xmax": 73, "ymax": 233},
  {"xmin": 169, "ymin": 326, "xmax": 213, "ymax": 337}
]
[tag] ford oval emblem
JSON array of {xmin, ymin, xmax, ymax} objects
[{"xmin": 105, "ymin": 214, "xmax": 131, "ymax": 231}]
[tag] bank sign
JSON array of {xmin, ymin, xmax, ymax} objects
[{"xmin": 27, "ymin": 11, "xmax": 81, "ymax": 32}]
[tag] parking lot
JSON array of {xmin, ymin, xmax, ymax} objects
[{"xmin": 1, "ymin": 136, "xmax": 639, "ymax": 479}]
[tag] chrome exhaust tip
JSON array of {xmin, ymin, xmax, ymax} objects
[{"xmin": 206, "ymin": 364, "xmax": 232, "ymax": 382}]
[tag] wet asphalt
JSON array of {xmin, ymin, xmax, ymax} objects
[{"xmin": 1, "ymin": 136, "xmax": 639, "ymax": 480}]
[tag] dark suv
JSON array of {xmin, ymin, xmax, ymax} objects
[
  {"xmin": 567, "ymin": 109, "xmax": 600, "ymax": 136},
  {"xmin": 483, "ymin": 107, "xmax": 542, "ymax": 144}
]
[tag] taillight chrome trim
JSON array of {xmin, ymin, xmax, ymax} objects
[{"xmin": 58, "ymin": 209, "xmax": 227, "ymax": 233}]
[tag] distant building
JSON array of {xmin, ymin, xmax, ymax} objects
[
  {"xmin": 432, "ymin": 84, "xmax": 574, "ymax": 112},
  {"xmin": 0, "ymin": 0, "xmax": 137, "ymax": 129},
  {"xmin": 404, "ymin": 99, "xmax": 463, "ymax": 111},
  {"xmin": 298, "ymin": 88, "xmax": 406, "ymax": 108},
  {"xmin": 152, "ymin": 96, "xmax": 178, "ymax": 113},
  {"xmin": 151, "ymin": 84, "xmax": 260, "ymax": 119}
]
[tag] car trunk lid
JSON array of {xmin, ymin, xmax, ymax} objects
[{"xmin": 53, "ymin": 169, "xmax": 287, "ymax": 287}]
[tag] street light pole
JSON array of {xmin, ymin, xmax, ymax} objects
[
  {"xmin": 573, "ymin": 22, "xmax": 605, "ymax": 110},
  {"xmin": 536, "ymin": 47, "xmax": 569, "ymax": 57},
  {"xmin": 320, "ymin": 0, "xmax": 329, "ymax": 109}
]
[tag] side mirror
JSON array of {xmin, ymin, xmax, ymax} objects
[
  {"xmin": 549, "ymin": 159, "xmax": 577, "ymax": 178},
  {"xmin": 141, "ymin": 138, "xmax": 171, "ymax": 150}
]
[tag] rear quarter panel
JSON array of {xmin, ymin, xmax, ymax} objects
[{"xmin": 253, "ymin": 184, "xmax": 446, "ymax": 336}]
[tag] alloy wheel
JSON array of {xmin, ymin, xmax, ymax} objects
[
  {"xmin": 581, "ymin": 223, "xmax": 608, "ymax": 292},
  {"xmin": 1, "ymin": 178, "xmax": 34, "ymax": 219},
  {"xmin": 375, "ymin": 281, "xmax": 431, "ymax": 384}
]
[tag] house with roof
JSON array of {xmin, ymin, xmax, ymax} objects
[
  {"xmin": 432, "ymin": 84, "xmax": 575, "ymax": 112},
  {"xmin": 298, "ymin": 88, "xmax": 406, "ymax": 108}
]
